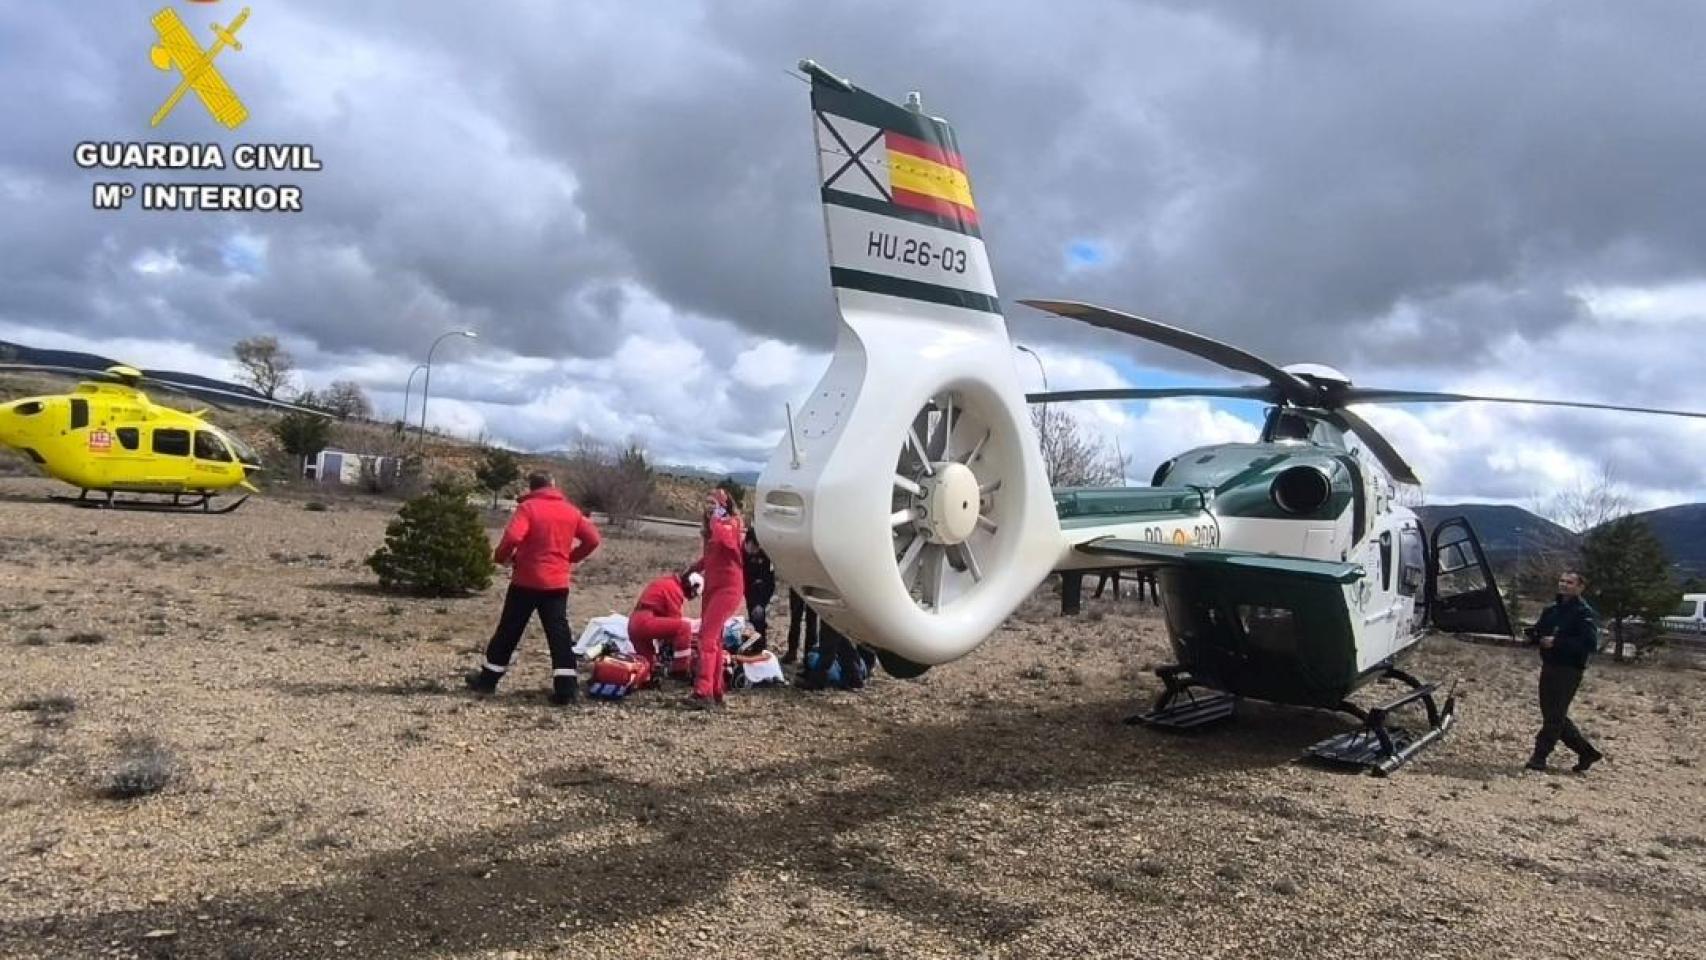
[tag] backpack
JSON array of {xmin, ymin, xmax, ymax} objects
[
  {"xmin": 586, "ymin": 654, "xmax": 653, "ymax": 701},
  {"xmin": 803, "ymin": 646, "xmax": 869, "ymax": 688}
]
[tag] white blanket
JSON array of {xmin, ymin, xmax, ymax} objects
[{"xmin": 573, "ymin": 613, "xmax": 635, "ymax": 658}]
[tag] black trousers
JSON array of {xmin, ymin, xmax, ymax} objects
[
  {"xmin": 482, "ymin": 585, "xmax": 576, "ymax": 681},
  {"xmin": 786, "ymin": 589, "xmax": 818, "ymax": 658},
  {"xmin": 810, "ymin": 623, "xmax": 864, "ymax": 688},
  {"xmin": 1534, "ymin": 661, "xmax": 1596, "ymax": 760},
  {"xmin": 748, "ymin": 587, "xmax": 775, "ymax": 640}
]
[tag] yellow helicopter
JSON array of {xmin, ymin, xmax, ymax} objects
[{"xmin": 0, "ymin": 362, "xmax": 320, "ymax": 513}]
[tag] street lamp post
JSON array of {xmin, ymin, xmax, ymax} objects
[
  {"xmin": 420, "ymin": 330, "xmax": 478, "ymax": 439},
  {"xmin": 401, "ymin": 363, "xmax": 428, "ymax": 428},
  {"xmin": 1014, "ymin": 343, "xmax": 1049, "ymax": 391}
]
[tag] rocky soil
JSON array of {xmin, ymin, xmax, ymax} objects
[{"xmin": 1, "ymin": 477, "xmax": 1703, "ymax": 959}]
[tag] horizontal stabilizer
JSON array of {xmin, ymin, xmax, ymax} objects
[{"xmin": 1076, "ymin": 537, "xmax": 1364, "ymax": 584}]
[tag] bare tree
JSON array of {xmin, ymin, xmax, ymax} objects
[
  {"xmin": 232, "ymin": 336, "xmax": 296, "ymax": 399},
  {"xmin": 1543, "ymin": 465, "xmax": 1630, "ymax": 534},
  {"xmin": 318, "ymin": 380, "xmax": 373, "ymax": 420},
  {"xmin": 1030, "ymin": 405, "xmax": 1125, "ymax": 487}
]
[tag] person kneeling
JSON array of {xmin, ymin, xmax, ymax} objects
[{"xmin": 628, "ymin": 569, "xmax": 703, "ymax": 681}]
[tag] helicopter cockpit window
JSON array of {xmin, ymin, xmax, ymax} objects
[
  {"xmin": 69, "ymin": 398, "xmax": 89, "ymax": 430},
  {"xmin": 193, "ymin": 431, "xmax": 233, "ymax": 462},
  {"xmin": 152, "ymin": 428, "xmax": 191, "ymax": 457},
  {"xmin": 13, "ymin": 401, "xmax": 43, "ymax": 416},
  {"xmin": 116, "ymin": 427, "xmax": 139, "ymax": 451},
  {"xmin": 225, "ymin": 432, "xmax": 260, "ymax": 466}
]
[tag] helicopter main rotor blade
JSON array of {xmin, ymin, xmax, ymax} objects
[
  {"xmin": 1026, "ymin": 385, "xmax": 1280, "ymax": 404},
  {"xmin": 1020, "ymin": 299, "xmax": 1319, "ymax": 406},
  {"xmin": 141, "ymin": 376, "xmax": 331, "ymax": 417},
  {"xmin": 1338, "ymin": 387, "xmax": 1706, "ymax": 420},
  {"xmin": 1332, "ymin": 407, "xmax": 1420, "ymax": 486},
  {"xmin": 0, "ymin": 362, "xmax": 123, "ymax": 382}
]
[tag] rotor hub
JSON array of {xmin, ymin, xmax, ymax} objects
[{"xmin": 917, "ymin": 461, "xmax": 980, "ymax": 545}]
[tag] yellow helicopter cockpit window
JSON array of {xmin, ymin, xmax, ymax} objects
[
  {"xmin": 194, "ymin": 431, "xmax": 233, "ymax": 463},
  {"xmin": 12, "ymin": 401, "xmax": 44, "ymax": 416},
  {"xmin": 223, "ymin": 431, "xmax": 261, "ymax": 467}
]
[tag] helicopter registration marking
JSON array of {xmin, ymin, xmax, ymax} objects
[
  {"xmin": 1138, "ymin": 525, "xmax": 1220, "ymax": 548},
  {"xmin": 88, "ymin": 429, "xmax": 112, "ymax": 453}
]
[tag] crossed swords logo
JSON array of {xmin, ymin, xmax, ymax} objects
[{"xmin": 149, "ymin": 5, "xmax": 252, "ymax": 129}]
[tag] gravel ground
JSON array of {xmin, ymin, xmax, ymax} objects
[{"xmin": 1, "ymin": 477, "xmax": 1703, "ymax": 960}]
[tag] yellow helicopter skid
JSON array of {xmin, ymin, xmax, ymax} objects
[{"xmin": 51, "ymin": 490, "xmax": 251, "ymax": 515}]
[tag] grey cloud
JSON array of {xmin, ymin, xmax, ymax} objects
[{"xmin": 3, "ymin": 2, "xmax": 1704, "ymax": 501}]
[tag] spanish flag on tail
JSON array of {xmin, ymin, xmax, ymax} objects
[{"xmin": 805, "ymin": 61, "xmax": 1000, "ymax": 317}]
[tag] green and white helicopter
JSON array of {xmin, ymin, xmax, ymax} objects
[{"xmin": 755, "ymin": 62, "xmax": 1706, "ymax": 773}]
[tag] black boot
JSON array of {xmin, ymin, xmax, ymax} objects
[
  {"xmin": 1526, "ymin": 734, "xmax": 1555, "ymax": 771},
  {"xmin": 550, "ymin": 673, "xmax": 578, "ymax": 706},
  {"xmin": 465, "ymin": 668, "xmax": 501, "ymax": 696},
  {"xmin": 1572, "ymin": 747, "xmax": 1604, "ymax": 774}
]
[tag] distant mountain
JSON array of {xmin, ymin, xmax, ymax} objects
[
  {"xmin": 1626, "ymin": 503, "xmax": 1706, "ymax": 577},
  {"xmin": 1414, "ymin": 504, "xmax": 1577, "ymax": 564},
  {"xmin": 654, "ymin": 463, "xmax": 760, "ymax": 485},
  {"xmin": 1416, "ymin": 501, "xmax": 1706, "ymax": 577}
]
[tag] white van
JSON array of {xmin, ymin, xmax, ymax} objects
[{"xmin": 1662, "ymin": 594, "xmax": 1706, "ymax": 636}]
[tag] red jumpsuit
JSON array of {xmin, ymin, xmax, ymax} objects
[
  {"xmin": 629, "ymin": 574, "xmax": 695, "ymax": 677},
  {"xmin": 695, "ymin": 505, "xmax": 745, "ymax": 701}
]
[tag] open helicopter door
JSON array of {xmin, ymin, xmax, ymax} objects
[{"xmin": 1426, "ymin": 517, "xmax": 1514, "ymax": 638}]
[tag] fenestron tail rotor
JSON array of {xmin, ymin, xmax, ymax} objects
[{"xmin": 891, "ymin": 390, "xmax": 1003, "ymax": 615}]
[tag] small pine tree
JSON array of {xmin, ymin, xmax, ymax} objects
[
  {"xmin": 367, "ymin": 481, "xmax": 495, "ymax": 595},
  {"xmin": 474, "ymin": 447, "xmax": 521, "ymax": 509},
  {"xmin": 1581, "ymin": 516, "xmax": 1679, "ymax": 660},
  {"xmin": 273, "ymin": 411, "xmax": 331, "ymax": 477}
]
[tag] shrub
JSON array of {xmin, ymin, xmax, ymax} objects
[
  {"xmin": 366, "ymin": 481, "xmax": 495, "ymax": 595},
  {"xmin": 475, "ymin": 447, "xmax": 521, "ymax": 509},
  {"xmin": 563, "ymin": 441, "xmax": 656, "ymax": 522},
  {"xmin": 99, "ymin": 734, "xmax": 177, "ymax": 799}
]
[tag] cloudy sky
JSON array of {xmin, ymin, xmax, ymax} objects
[{"xmin": 3, "ymin": 1, "xmax": 1703, "ymax": 512}]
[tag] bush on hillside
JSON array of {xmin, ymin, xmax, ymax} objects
[
  {"xmin": 563, "ymin": 441, "xmax": 656, "ymax": 523},
  {"xmin": 367, "ymin": 481, "xmax": 495, "ymax": 595}
]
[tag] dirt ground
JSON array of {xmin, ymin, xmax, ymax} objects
[{"xmin": 1, "ymin": 477, "xmax": 1703, "ymax": 960}]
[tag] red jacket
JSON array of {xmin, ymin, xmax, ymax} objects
[
  {"xmin": 633, "ymin": 574, "xmax": 687, "ymax": 620},
  {"xmin": 494, "ymin": 488, "xmax": 600, "ymax": 590},
  {"xmin": 699, "ymin": 514, "xmax": 745, "ymax": 595}
]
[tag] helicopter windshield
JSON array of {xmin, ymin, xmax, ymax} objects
[{"xmin": 222, "ymin": 430, "xmax": 261, "ymax": 466}]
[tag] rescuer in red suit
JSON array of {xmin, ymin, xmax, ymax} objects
[
  {"xmin": 467, "ymin": 471, "xmax": 601, "ymax": 704},
  {"xmin": 629, "ymin": 569, "xmax": 702, "ymax": 678},
  {"xmin": 691, "ymin": 487, "xmax": 745, "ymax": 707}
]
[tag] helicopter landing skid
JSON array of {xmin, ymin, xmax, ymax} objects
[
  {"xmin": 53, "ymin": 491, "xmax": 251, "ymax": 515},
  {"xmin": 1126, "ymin": 666, "xmax": 1238, "ymax": 729},
  {"xmin": 1304, "ymin": 668, "xmax": 1457, "ymax": 776}
]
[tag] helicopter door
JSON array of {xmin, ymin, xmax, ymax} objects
[{"xmin": 1427, "ymin": 517, "xmax": 1514, "ymax": 637}]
